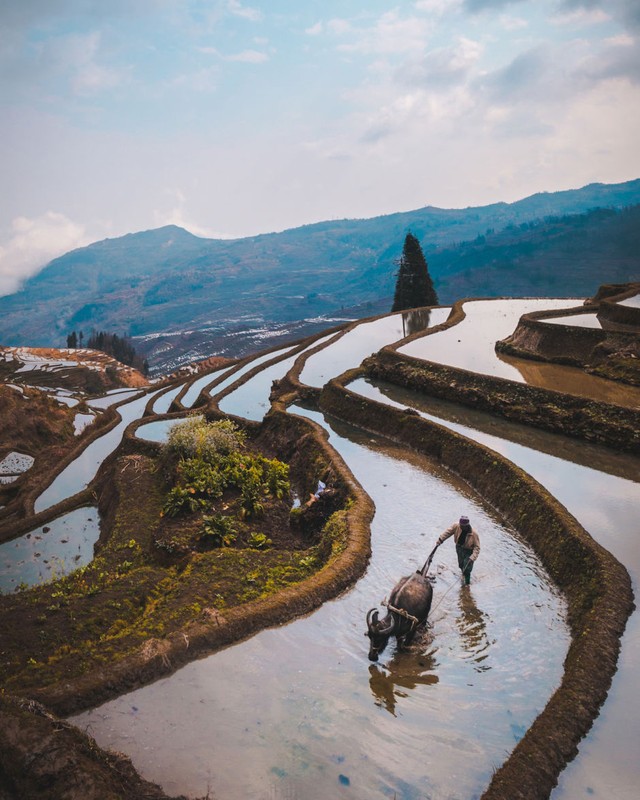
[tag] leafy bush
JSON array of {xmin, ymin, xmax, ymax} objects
[
  {"xmin": 201, "ymin": 514, "xmax": 237, "ymax": 547},
  {"xmin": 177, "ymin": 458, "xmax": 228, "ymax": 500},
  {"xmin": 167, "ymin": 417, "xmax": 245, "ymax": 461},
  {"xmin": 247, "ymin": 532, "xmax": 272, "ymax": 550},
  {"xmin": 162, "ymin": 486, "xmax": 205, "ymax": 517}
]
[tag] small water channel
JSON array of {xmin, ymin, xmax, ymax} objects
[
  {"xmin": 72, "ymin": 405, "xmax": 568, "ymax": 800},
  {"xmin": 34, "ymin": 389, "xmax": 163, "ymax": 513},
  {"xmin": 217, "ymin": 334, "xmax": 335, "ymax": 419},
  {"xmin": 181, "ymin": 348, "xmax": 295, "ymax": 409}
]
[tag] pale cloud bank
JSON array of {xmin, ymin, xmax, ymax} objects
[{"xmin": 0, "ymin": 213, "xmax": 89, "ymax": 297}]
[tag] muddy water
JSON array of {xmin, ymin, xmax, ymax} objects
[
  {"xmin": 352, "ymin": 377, "xmax": 640, "ymax": 800},
  {"xmin": 299, "ymin": 308, "xmax": 451, "ymax": 388},
  {"xmin": 34, "ymin": 389, "xmax": 163, "ymax": 513},
  {"xmin": 72, "ymin": 410, "xmax": 568, "ymax": 800},
  {"xmin": 0, "ymin": 507, "xmax": 100, "ymax": 592}
]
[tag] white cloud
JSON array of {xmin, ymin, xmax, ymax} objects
[
  {"xmin": 305, "ymin": 22, "xmax": 324, "ymax": 36},
  {"xmin": 551, "ymin": 7, "xmax": 611, "ymax": 26},
  {"xmin": 226, "ymin": 49, "xmax": 269, "ymax": 63},
  {"xmin": 226, "ymin": 1, "xmax": 262, "ymax": 23},
  {"xmin": 415, "ymin": 0, "xmax": 462, "ymax": 14},
  {"xmin": 197, "ymin": 46, "xmax": 269, "ymax": 64},
  {"xmin": 0, "ymin": 212, "xmax": 89, "ymax": 297},
  {"xmin": 153, "ymin": 190, "xmax": 235, "ymax": 240},
  {"xmin": 44, "ymin": 30, "xmax": 127, "ymax": 96},
  {"xmin": 335, "ymin": 11, "xmax": 432, "ymax": 55},
  {"xmin": 499, "ymin": 14, "xmax": 529, "ymax": 30}
]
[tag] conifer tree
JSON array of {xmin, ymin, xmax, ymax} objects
[{"xmin": 391, "ymin": 233, "xmax": 439, "ymax": 312}]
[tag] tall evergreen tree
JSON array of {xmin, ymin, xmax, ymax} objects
[{"xmin": 391, "ymin": 233, "xmax": 439, "ymax": 312}]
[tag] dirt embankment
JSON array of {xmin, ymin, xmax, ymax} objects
[{"xmin": 364, "ymin": 348, "xmax": 640, "ymax": 452}]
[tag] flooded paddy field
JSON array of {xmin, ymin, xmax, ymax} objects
[
  {"xmin": 72, "ymin": 409, "xmax": 568, "ymax": 800},
  {"xmin": 351, "ymin": 377, "xmax": 640, "ymax": 800}
]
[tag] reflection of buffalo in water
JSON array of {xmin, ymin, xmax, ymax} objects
[
  {"xmin": 369, "ymin": 649, "xmax": 438, "ymax": 716},
  {"xmin": 365, "ymin": 572, "xmax": 433, "ymax": 662}
]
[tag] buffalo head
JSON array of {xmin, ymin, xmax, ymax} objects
[{"xmin": 365, "ymin": 607, "xmax": 397, "ymax": 662}]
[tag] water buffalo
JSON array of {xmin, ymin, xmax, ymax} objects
[{"xmin": 365, "ymin": 571, "xmax": 433, "ymax": 662}]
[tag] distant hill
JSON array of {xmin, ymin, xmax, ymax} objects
[{"xmin": 0, "ymin": 179, "xmax": 639, "ymax": 373}]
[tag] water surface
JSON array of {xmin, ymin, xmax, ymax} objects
[
  {"xmin": 299, "ymin": 308, "xmax": 450, "ymax": 388},
  {"xmin": 0, "ymin": 507, "xmax": 100, "ymax": 592},
  {"xmin": 35, "ymin": 389, "xmax": 162, "ymax": 512},
  {"xmin": 352, "ymin": 376, "xmax": 640, "ymax": 800}
]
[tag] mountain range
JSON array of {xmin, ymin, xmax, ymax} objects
[{"xmin": 1, "ymin": 179, "xmax": 639, "ymax": 374}]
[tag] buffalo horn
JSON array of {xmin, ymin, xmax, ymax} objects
[
  {"xmin": 366, "ymin": 608, "xmax": 378, "ymax": 629},
  {"xmin": 381, "ymin": 614, "xmax": 396, "ymax": 635}
]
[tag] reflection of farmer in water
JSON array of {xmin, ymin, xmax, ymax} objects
[
  {"xmin": 434, "ymin": 515, "xmax": 480, "ymax": 585},
  {"xmin": 456, "ymin": 585, "xmax": 490, "ymax": 670}
]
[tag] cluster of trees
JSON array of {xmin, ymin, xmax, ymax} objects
[
  {"xmin": 66, "ymin": 329, "xmax": 148, "ymax": 375},
  {"xmin": 392, "ymin": 232, "xmax": 439, "ymax": 312}
]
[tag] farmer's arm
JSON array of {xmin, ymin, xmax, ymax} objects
[
  {"xmin": 436, "ymin": 523, "xmax": 456, "ymax": 546},
  {"xmin": 469, "ymin": 531, "xmax": 480, "ymax": 562}
]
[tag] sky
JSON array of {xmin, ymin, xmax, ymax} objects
[{"xmin": 1, "ymin": 0, "xmax": 639, "ymax": 295}]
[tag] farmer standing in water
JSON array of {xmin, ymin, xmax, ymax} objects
[{"xmin": 434, "ymin": 515, "xmax": 480, "ymax": 585}]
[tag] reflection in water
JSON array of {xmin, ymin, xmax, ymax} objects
[
  {"xmin": 401, "ymin": 308, "xmax": 433, "ymax": 337},
  {"xmin": 368, "ymin": 642, "xmax": 438, "ymax": 717},
  {"xmin": 398, "ymin": 298, "xmax": 582, "ymax": 378},
  {"xmin": 300, "ymin": 308, "xmax": 450, "ymax": 387},
  {"xmin": 34, "ymin": 389, "xmax": 163, "ymax": 513},
  {"xmin": 456, "ymin": 587, "xmax": 491, "ymax": 672},
  {"xmin": 543, "ymin": 313, "xmax": 602, "ymax": 328},
  {"xmin": 0, "ymin": 507, "xmax": 100, "ymax": 592},
  {"xmin": 496, "ymin": 351, "xmax": 640, "ymax": 409},
  {"xmin": 218, "ymin": 334, "xmax": 335, "ymax": 420}
]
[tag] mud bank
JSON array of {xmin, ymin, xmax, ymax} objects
[
  {"xmin": 0, "ymin": 694, "xmax": 192, "ymax": 800},
  {"xmin": 318, "ymin": 371, "xmax": 634, "ymax": 800},
  {"xmin": 364, "ymin": 347, "xmax": 640, "ymax": 452}
]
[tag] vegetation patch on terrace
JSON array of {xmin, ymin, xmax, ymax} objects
[{"xmin": 0, "ymin": 417, "xmax": 348, "ymax": 701}]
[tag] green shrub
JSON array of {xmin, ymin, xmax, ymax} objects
[
  {"xmin": 201, "ymin": 514, "xmax": 237, "ymax": 547},
  {"xmin": 162, "ymin": 486, "xmax": 205, "ymax": 517},
  {"xmin": 247, "ymin": 532, "xmax": 272, "ymax": 550}
]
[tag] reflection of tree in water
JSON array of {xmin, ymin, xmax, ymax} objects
[
  {"xmin": 368, "ymin": 642, "xmax": 438, "ymax": 717},
  {"xmin": 402, "ymin": 308, "xmax": 431, "ymax": 337},
  {"xmin": 456, "ymin": 587, "xmax": 491, "ymax": 671}
]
